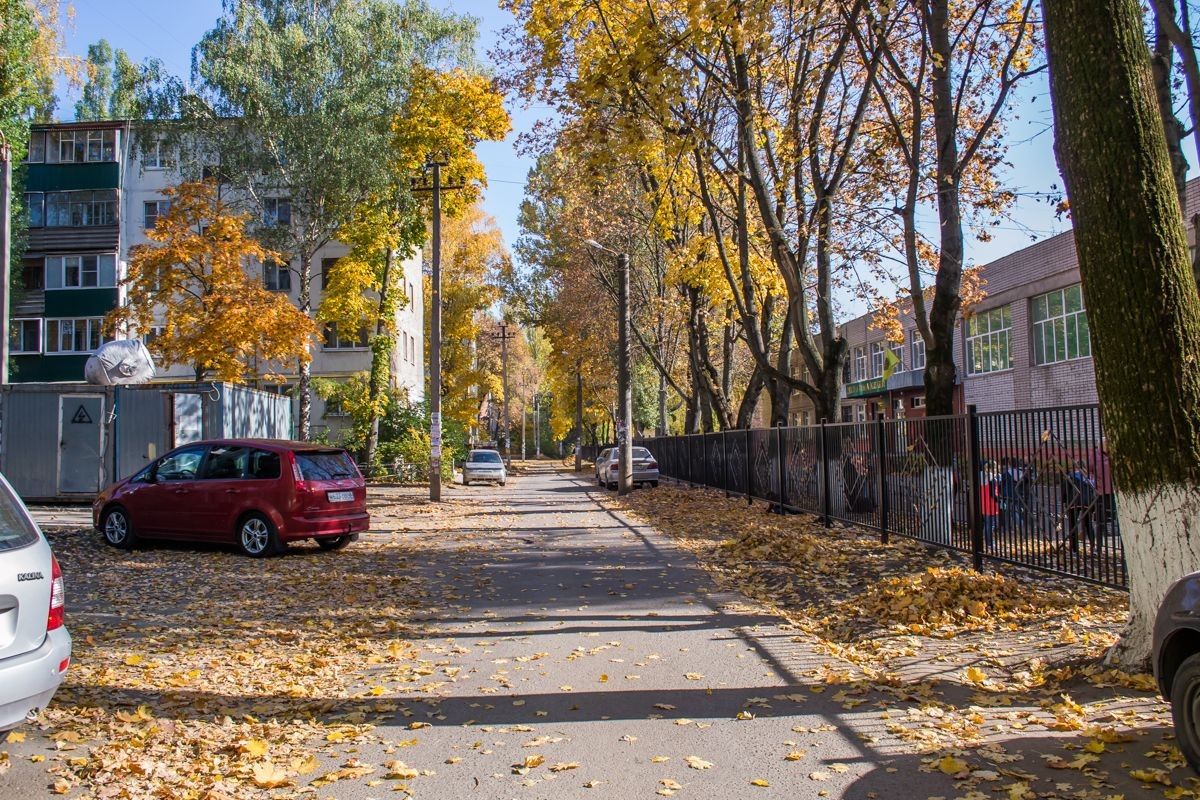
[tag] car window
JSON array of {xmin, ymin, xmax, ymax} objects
[
  {"xmin": 597, "ymin": 449, "xmax": 610, "ymax": 461},
  {"xmin": 296, "ymin": 450, "xmax": 357, "ymax": 480},
  {"xmin": 200, "ymin": 446, "xmax": 249, "ymax": 480},
  {"xmin": 469, "ymin": 451, "xmax": 502, "ymax": 464},
  {"xmin": 248, "ymin": 450, "xmax": 281, "ymax": 480},
  {"xmin": 0, "ymin": 479, "xmax": 39, "ymax": 552},
  {"xmin": 156, "ymin": 446, "xmax": 207, "ymax": 481},
  {"xmin": 633, "ymin": 448, "xmax": 652, "ymax": 460}
]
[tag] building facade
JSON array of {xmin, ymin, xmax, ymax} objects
[
  {"xmin": 10, "ymin": 121, "xmax": 425, "ymax": 439},
  {"xmin": 784, "ymin": 180, "xmax": 1195, "ymax": 423}
]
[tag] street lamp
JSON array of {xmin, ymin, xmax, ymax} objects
[{"xmin": 584, "ymin": 239, "xmax": 633, "ymax": 496}]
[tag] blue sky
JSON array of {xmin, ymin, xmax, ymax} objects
[{"xmin": 61, "ymin": 0, "xmax": 1073, "ymax": 312}]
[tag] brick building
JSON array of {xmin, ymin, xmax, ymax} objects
[{"xmin": 788, "ymin": 180, "xmax": 1200, "ymax": 423}]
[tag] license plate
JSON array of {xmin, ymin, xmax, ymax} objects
[{"xmin": 327, "ymin": 490, "xmax": 354, "ymax": 503}]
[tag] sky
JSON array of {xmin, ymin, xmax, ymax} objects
[{"xmin": 58, "ymin": 0, "xmax": 1084, "ymax": 317}]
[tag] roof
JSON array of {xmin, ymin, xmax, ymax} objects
[{"xmin": 197, "ymin": 439, "xmax": 347, "ymax": 453}]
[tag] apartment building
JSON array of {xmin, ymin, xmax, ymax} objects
[
  {"xmin": 788, "ymin": 179, "xmax": 1200, "ymax": 423},
  {"xmin": 10, "ymin": 121, "xmax": 425, "ymax": 438}
]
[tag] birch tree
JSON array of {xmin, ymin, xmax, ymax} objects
[{"xmin": 1043, "ymin": 0, "xmax": 1200, "ymax": 666}]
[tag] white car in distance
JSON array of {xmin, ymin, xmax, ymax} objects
[
  {"xmin": 0, "ymin": 472, "xmax": 71, "ymax": 733},
  {"xmin": 463, "ymin": 449, "xmax": 507, "ymax": 487}
]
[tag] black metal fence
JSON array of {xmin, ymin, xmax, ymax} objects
[{"xmin": 635, "ymin": 404, "xmax": 1126, "ymax": 590}]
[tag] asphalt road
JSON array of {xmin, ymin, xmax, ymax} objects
[{"xmin": 314, "ymin": 468, "xmax": 937, "ymax": 799}]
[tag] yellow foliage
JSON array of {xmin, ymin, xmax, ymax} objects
[{"xmin": 107, "ymin": 181, "xmax": 317, "ymax": 383}]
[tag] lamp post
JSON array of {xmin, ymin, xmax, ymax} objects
[
  {"xmin": 574, "ymin": 358, "xmax": 583, "ymax": 472},
  {"xmin": 584, "ymin": 240, "xmax": 632, "ymax": 496}
]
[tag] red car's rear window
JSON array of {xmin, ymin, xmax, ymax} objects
[{"xmin": 295, "ymin": 450, "xmax": 358, "ymax": 481}]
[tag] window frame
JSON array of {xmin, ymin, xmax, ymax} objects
[
  {"xmin": 24, "ymin": 192, "xmax": 44, "ymax": 228},
  {"xmin": 964, "ymin": 305, "xmax": 1013, "ymax": 376},
  {"xmin": 263, "ymin": 197, "xmax": 292, "ymax": 228},
  {"xmin": 869, "ymin": 341, "xmax": 885, "ymax": 378},
  {"xmin": 45, "ymin": 190, "xmax": 117, "ymax": 227},
  {"xmin": 1032, "ymin": 284, "xmax": 1091, "ymax": 366},
  {"xmin": 25, "ymin": 131, "xmax": 45, "ymax": 163},
  {"xmin": 54, "ymin": 255, "xmax": 102, "ymax": 289},
  {"xmin": 910, "ymin": 329, "xmax": 926, "ymax": 371},
  {"xmin": 263, "ymin": 260, "xmax": 292, "ymax": 292},
  {"xmin": 44, "ymin": 317, "xmax": 108, "ymax": 355},
  {"xmin": 9, "ymin": 318, "xmax": 42, "ymax": 355},
  {"xmin": 322, "ymin": 322, "xmax": 369, "ymax": 351},
  {"xmin": 853, "ymin": 345, "xmax": 867, "ymax": 382},
  {"xmin": 143, "ymin": 199, "xmax": 170, "ymax": 231}
]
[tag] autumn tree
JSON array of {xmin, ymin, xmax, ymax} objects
[
  {"xmin": 316, "ymin": 64, "xmax": 508, "ymax": 466},
  {"xmin": 425, "ymin": 202, "xmax": 506, "ymax": 431},
  {"xmin": 864, "ymin": 0, "xmax": 1042, "ymax": 416},
  {"xmin": 1043, "ymin": 0, "xmax": 1200, "ymax": 667},
  {"xmin": 181, "ymin": 0, "xmax": 480, "ymax": 439},
  {"xmin": 107, "ymin": 181, "xmax": 317, "ymax": 382}
]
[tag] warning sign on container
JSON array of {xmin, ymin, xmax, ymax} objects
[{"xmin": 71, "ymin": 405, "xmax": 93, "ymax": 424}]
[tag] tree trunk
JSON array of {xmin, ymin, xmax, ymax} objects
[
  {"xmin": 736, "ymin": 363, "xmax": 765, "ymax": 429},
  {"xmin": 923, "ymin": 0, "xmax": 966, "ymax": 418},
  {"xmin": 1151, "ymin": 6, "xmax": 1189, "ymax": 213},
  {"xmin": 297, "ymin": 252, "xmax": 314, "ymax": 440},
  {"xmin": 1043, "ymin": 0, "xmax": 1200, "ymax": 667},
  {"xmin": 364, "ymin": 246, "xmax": 396, "ymax": 472}
]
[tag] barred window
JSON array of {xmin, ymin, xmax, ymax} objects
[{"xmin": 1032, "ymin": 284, "xmax": 1091, "ymax": 365}]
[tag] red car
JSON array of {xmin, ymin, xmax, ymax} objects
[{"xmin": 92, "ymin": 439, "xmax": 369, "ymax": 557}]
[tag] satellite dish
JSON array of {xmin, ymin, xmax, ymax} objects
[{"xmin": 84, "ymin": 339, "xmax": 157, "ymax": 385}]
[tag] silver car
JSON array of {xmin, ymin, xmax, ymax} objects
[
  {"xmin": 463, "ymin": 449, "xmax": 507, "ymax": 486},
  {"xmin": 0, "ymin": 472, "xmax": 71, "ymax": 732},
  {"xmin": 595, "ymin": 446, "xmax": 660, "ymax": 489}
]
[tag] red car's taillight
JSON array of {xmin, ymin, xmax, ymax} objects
[{"xmin": 47, "ymin": 554, "xmax": 65, "ymax": 631}]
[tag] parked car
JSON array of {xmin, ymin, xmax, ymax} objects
[
  {"xmin": 92, "ymin": 440, "xmax": 369, "ymax": 557},
  {"xmin": 1154, "ymin": 571, "xmax": 1200, "ymax": 772},
  {"xmin": 0, "ymin": 471, "xmax": 71, "ymax": 732},
  {"xmin": 595, "ymin": 446, "xmax": 660, "ymax": 489},
  {"xmin": 463, "ymin": 449, "xmax": 507, "ymax": 486}
]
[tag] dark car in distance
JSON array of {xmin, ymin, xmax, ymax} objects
[
  {"xmin": 92, "ymin": 440, "xmax": 369, "ymax": 557},
  {"xmin": 1154, "ymin": 571, "xmax": 1200, "ymax": 772}
]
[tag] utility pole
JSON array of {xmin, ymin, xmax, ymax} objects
[
  {"xmin": 616, "ymin": 252, "xmax": 633, "ymax": 495},
  {"xmin": 534, "ymin": 392, "xmax": 541, "ymax": 459},
  {"xmin": 0, "ymin": 135, "xmax": 11, "ymax": 386},
  {"xmin": 574, "ymin": 358, "xmax": 583, "ymax": 472},
  {"xmin": 414, "ymin": 155, "xmax": 463, "ymax": 501},
  {"xmin": 492, "ymin": 323, "xmax": 517, "ymax": 466}
]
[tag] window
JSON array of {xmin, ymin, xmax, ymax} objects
[
  {"xmin": 200, "ymin": 446, "xmax": 251, "ymax": 480},
  {"xmin": 26, "ymin": 132, "xmax": 45, "ymax": 163},
  {"xmin": 21, "ymin": 261, "xmax": 43, "ymax": 291},
  {"xmin": 323, "ymin": 322, "xmax": 368, "ymax": 350},
  {"xmin": 295, "ymin": 450, "xmax": 357, "ymax": 480},
  {"xmin": 853, "ymin": 346, "xmax": 867, "ymax": 381},
  {"xmin": 320, "ymin": 257, "xmax": 340, "ymax": 290},
  {"xmin": 155, "ymin": 446, "xmax": 206, "ymax": 481},
  {"xmin": 402, "ymin": 331, "xmax": 409, "ymax": 362},
  {"xmin": 869, "ymin": 341, "xmax": 885, "ymax": 378},
  {"xmin": 143, "ymin": 325, "xmax": 164, "ymax": 346},
  {"xmin": 965, "ymin": 305, "xmax": 1013, "ymax": 375},
  {"xmin": 1032, "ymin": 284, "xmax": 1091, "ymax": 365},
  {"xmin": 324, "ymin": 397, "xmax": 348, "ymax": 417},
  {"xmin": 840, "ymin": 406, "xmax": 854, "ymax": 423},
  {"xmin": 45, "ymin": 318, "xmax": 107, "ymax": 353},
  {"xmin": 24, "ymin": 193, "xmax": 43, "ymax": 227},
  {"xmin": 248, "ymin": 450, "xmax": 281, "ymax": 480},
  {"xmin": 144, "ymin": 139, "xmax": 174, "ymax": 169},
  {"xmin": 912, "ymin": 395, "xmax": 926, "ymax": 408},
  {"xmin": 9, "ymin": 319, "xmax": 41, "ymax": 354},
  {"xmin": 46, "ymin": 129, "xmax": 115, "ymax": 163},
  {"xmin": 46, "ymin": 190, "xmax": 117, "ymax": 227},
  {"xmin": 854, "ymin": 403, "xmax": 867, "ymax": 423},
  {"xmin": 144, "ymin": 200, "xmax": 170, "ymax": 231},
  {"xmin": 890, "ymin": 340, "xmax": 904, "ymax": 372},
  {"xmin": 51, "ymin": 255, "xmax": 101, "ymax": 288},
  {"xmin": 841, "ymin": 357, "xmax": 851, "ymax": 384},
  {"xmin": 263, "ymin": 198, "xmax": 291, "ymax": 227},
  {"xmin": 910, "ymin": 329, "xmax": 926, "ymax": 371},
  {"xmin": 264, "ymin": 260, "xmax": 291, "ymax": 292}
]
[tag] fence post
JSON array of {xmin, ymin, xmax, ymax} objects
[
  {"xmin": 776, "ymin": 422, "xmax": 786, "ymax": 515},
  {"xmin": 966, "ymin": 404, "xmax": 984, "ymax": 571},
  {"xmin": 745, "ymin": 427, "xmax": 753, "ymax": 506},
  {"xmin": 875, "ymin": 414, "xmax": 889, "ymax": 544},
  {"xmin": 819, "ymin": 418, "xmax": 831, "ymax": 528},
  {"xmin": 723, "ymin": 431, "xmax": 730, "ymax": 498}
]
